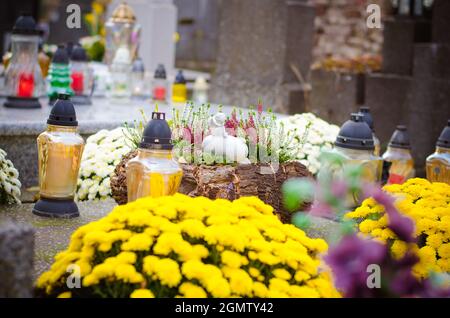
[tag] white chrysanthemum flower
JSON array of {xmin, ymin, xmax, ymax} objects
[
  {"xmin": 279, "ymin": 113, "xmax": 339, "ymax": 174},
  {"xmin": 77, "ymin": 127, "xmax": 133, "ymax": 201},
  {"xmin": 0, "ymin": 148, "xmax": 21, "ymax": 204}
]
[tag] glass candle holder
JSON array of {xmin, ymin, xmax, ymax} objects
[
  {"xmin": 110, "ymin": 46, "xmax": 132, "ymax": 99},
  {"xmin": 426, "ymin": 120, "xmax": 450, "ymax": 184},
  {"xmin": 70, "ymin": 45, "xmax": 93, "ymax": 105},
  {"xmin": 324, "ymin": 113, "xmax": 383, "ymax": 208},
  {"xmin": 382, "ymin": 125, "xmax": 415, "ymax": 185},
  {"xmin": 3, "ymin": 15, "xmax": 44, "ymax": 108},
  {"xmin": 105, "ymin": 2, "xmax": 141, "ymax": 66},
  {"xmin": 131, "ymin": 57, "xmax": 146, "ymax": 98},
  {"xmin": 127, "ymin": 112, "xmax": 182, "ymax": 202},
  {"xmin": 33, "ymin": 94, "xmax": 84, "ymax": 218},
  {"xmin": 47, "ymin": 45, "xmax": 74, "ymax": 105},
  {"xmin": 172, "ymin": 70, "xmax": 187, "ymax": 103},
  {"xmin": 152, "ymin": 64, "xmax": 169, "ymax": 102},
  {"xmin": 359, "ymin": 106, "xmax": 380, "ymax": 156},
  {"xmin": 193, "ymin": 76, "xmax": 209, "ymax": 104}
]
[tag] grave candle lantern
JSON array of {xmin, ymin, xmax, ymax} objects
[
  {"xmin": 359, "ymin": 106, "xmax": 381, "ymax": 156},
  {"xmin": 110, "ymin": 46, "xmax": 132, "ymax": 98},
  {"xmin": 172, "ymin": 70, "xmax": 187, "ymax": 103},
  {"xmin": 131, "ymin": 57, "xmax": 146, "ymax": 98},
  {"xmin": 333, "ymin": 113, "xmax": 383, "ymax": 183},
  {"xmin": 70, "ymin": 45, "xmax": 93, "ymax": 105},
  {"xmin": 126, "ymin": 112, "xmax": 182, "ymax": 202},
  {"xmin": 33, "ymin": 94, "xmax": 85, "ymax": 218},
  {"xmin": 193, "ymin": 76, "xmax": 209, "ymax": 104},
  {"xmin": 3, "ymin": 15, "xmax": 44, "ymax": 108},
  {"xmin": 47, "ymin": 45, "xmax": 74, "ymax": 105},
  {"xmin": 426, "ymin": 120, "xmax": 450, "ymax": 184},
  {"xmin": 105, "ymin": 1, "xmax": 140, "ymax": 66},
  {"xmin": 152, "ymin": 64, "xmax": 169, "ymax": 102},
  {"xmin": 324, "ymin": 113, "xmax": 383, "ymax": 208},
  {"xmin": 382, "ymin": 125, "xmax": 415, "ymax": 184}
]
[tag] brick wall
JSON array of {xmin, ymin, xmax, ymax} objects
[{"xmin": 313, "ymin": 0, "xmax": 387, "ymax": 62}]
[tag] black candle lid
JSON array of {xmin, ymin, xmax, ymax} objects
[
  {"xmin": 174, "ymin": 70, "xmax": 186, "ymax": 84},
  {"xmin": 70, "ymin": 45, "xmax": 88, "ymax": 62},
  {"xmin": 335, "ymin": 113, "xmax": 374, "ymax": 150},
  {"xmin": 139, "ymin": 112, "xmax": 173, "ymax": 150},
  {"xmin": 437, "ymin": 120, "xmax": 450, "ymax": 149},
  {"xmin": 47, "ymin": 94, "xmax": 78, "ymax": 127},
  {"xmin": 359, "ymin": 106, "xmax": 374, "ymax": 131},
  {"xmin": 12, "ymin": 15, "xmax": 40, "ymax": 35},
  {"xmin": 389, "ymin": 125, "xmax": 411, "ymax": 149},
  {"xmin": 154, "ymin": 64, "xmax": 166, "ymax": 79},
  {"xmin": 52, "ymin": 45, "xmax": 69, "ymax": 64}
]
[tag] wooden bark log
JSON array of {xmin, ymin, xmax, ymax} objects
[{"xmin": 110, "ymin": 151, "xmax": 312, "ymax": 223}]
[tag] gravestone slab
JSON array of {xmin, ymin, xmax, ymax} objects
[
  {"xmin": 0, "ymin": 221, "xmax": 34, "ymax": 298},
  {"xmin": 309, "ymin": 69, "xmax": 360, "ymax": 126},
  {"xmin": 432, "ymin": 0, "xmax": 450, "ymax": 44},
  {"xmin": 210, "ymin": 0, "xmax": 315, "ymax": 114},
  {"xmin": 365, "ymin": 73, "xmax": 413, "ymax": 151},
  {"xmin": 382, "ymin": 18, "xmax": 415, "ymax": 76},
  {"xmin": 413, "ymin": 44, "xmax": 450, "ymax": 80}
]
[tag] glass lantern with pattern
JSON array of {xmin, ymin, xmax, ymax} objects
[
  {"xmin": 3, "ymin": 15, "xmax": 44, "ymax": 109},
  {"xmin": 104, "ymin": 1, "xmax": 141, "ymax": 66}
]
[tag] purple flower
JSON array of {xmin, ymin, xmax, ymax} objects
[{"xmin": 324, "ymin": 234, "xmax": 387, "ymax": 297}]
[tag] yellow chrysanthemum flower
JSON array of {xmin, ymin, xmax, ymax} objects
[{"xmin": 37, "ymin": 194, "xmax": 337, "ymax": 298}]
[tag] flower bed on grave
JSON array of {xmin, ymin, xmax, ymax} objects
[
  {"xmin": 35, "ymin": 194, "xmax": 339, "ymax": 298},
  {"xmin": 0, "ymin": 148, "xmax": 21, "ymax": 204},
  {"xmin": 346, "ymin": 178, "xmax": 450, "ymax": 278},
  {"xmin": 110, "ymin": 103, "xmax": 316, "ymax": 222}
]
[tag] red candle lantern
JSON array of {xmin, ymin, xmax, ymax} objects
[
  {"xmin": 70, "ymin": 45, "xmax": 93, "ymax": 105},
  {"xmin": 3, "ymin": 15, "xmax": 43, "ymax": 108}
]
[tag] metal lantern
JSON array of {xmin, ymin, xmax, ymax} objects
[
  {"xmin": 382, "ymin": 125, "xmax": 415, "ymax": 184},
  {"xmin": 70, "ymin": 45, "xmax": 94, "ymax": 105},
  {"xmin": 105, "ymin": 1, "xmax": 141, "ymax": 66},
  {"xmin": 4, "ymin": 15, "xmax": 44, "ymax": 108},
  {"xmin": 33, "ymin": 94, "xmax": 85, "ymax": 218},
  {"xmin": 126, "ymin": 112, "xmax": 182, "ymax": 202},
  {"xmin": 426, "ymin": 120, "xmax": 450, "ymax": 184}
]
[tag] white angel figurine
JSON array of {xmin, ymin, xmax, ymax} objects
[{"xmin": 202, "ymin": 112, "xmax": 250, "ymax": 164}]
